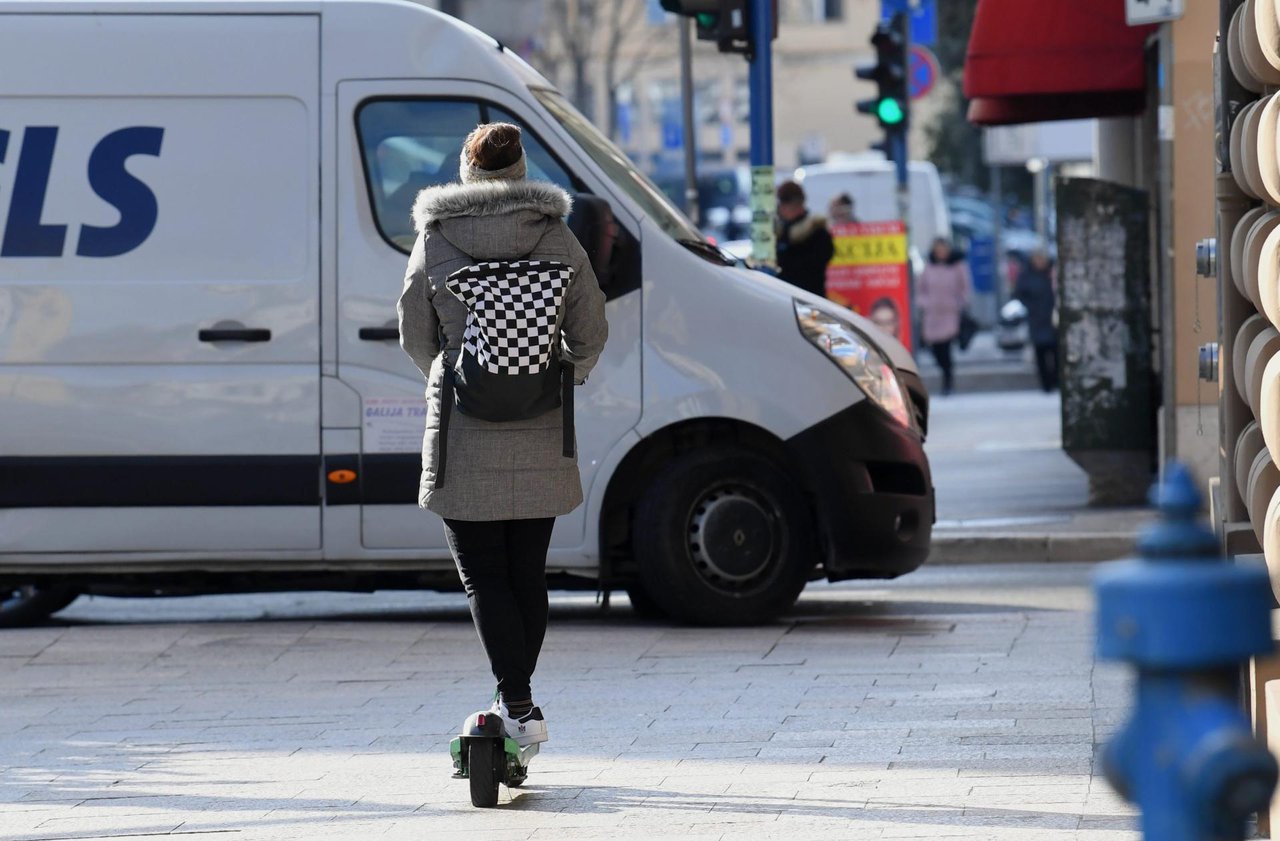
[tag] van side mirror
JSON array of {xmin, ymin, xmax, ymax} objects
[{"xmin": 566, "ymin": 193, "xmax": 617, "ymax": 288}]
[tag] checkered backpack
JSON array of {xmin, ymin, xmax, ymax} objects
[{"xmin": 435, "ymin": 259, "xmax": 576, "ymax": 484}]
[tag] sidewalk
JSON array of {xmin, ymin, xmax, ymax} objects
[
  {"xmin": 924, "ymin": 390, "xmax": 1151, "ymax": 565},
  {"xmin": 0, "ymin": 564, "xmax": 1136, "ymax": 840},
  {"xmin": 915, "ymin": 331, "xmax": 1040, "ymax": 394}
]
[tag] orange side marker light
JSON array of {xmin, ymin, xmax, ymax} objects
[{"xmin": 328, "ymin": 469, "xmax": 357, "ymax": 484}]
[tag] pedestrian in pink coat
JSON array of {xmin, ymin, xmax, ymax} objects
[{"xmin": 916, "ymin": 238, "xmax": 971, "ymax": 395}]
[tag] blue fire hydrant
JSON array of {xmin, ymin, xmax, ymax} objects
[{"xmin": 1097, "ymin": 464, "xmax": 1278, "ymax": 840}]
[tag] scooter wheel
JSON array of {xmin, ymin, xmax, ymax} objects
[{"xmin": 468, "ymin": 740, "xmax": 500, "ymax": 808}]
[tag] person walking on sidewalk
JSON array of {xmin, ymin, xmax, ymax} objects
[
  {"xmin": 398, "ymin": 122, "xmax": 608, "ymax": 747},
  {"xmin": 917, "ymin": 237, "xmax": 972, "ymax": 396},
  {"xmin": 1014, "ymin": 248, "xmax": 1059, "ymax": 392},
  {"xmin": 775, "ymin": 180, "xmax": 835, "ymax": 297}
]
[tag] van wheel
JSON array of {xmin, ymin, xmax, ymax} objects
[
  {"xmin": 0, "ymin": 585, "xmax": 79, "ymax": 628},
  {"xmin": 633, "ymin": 448, "xmax": 813, "ymax": 626}
]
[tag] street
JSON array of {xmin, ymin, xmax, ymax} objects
[{"xmin": 1, "ymin": 563, "xmax": 1134, "ymax": 840}]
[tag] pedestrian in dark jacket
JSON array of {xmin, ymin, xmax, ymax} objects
[
  {"xmin": 775, "ymin": 180, "xmax": 835, "ymax": 297},
  {"xmin": 398, "ymin": 122, "xmax": 609, "ymax": 747},
  {"xmin": 1014, "ymin": 248, "xmax": 1058, "ymax": 392},
  {"xmin": 917, "ymin": 237, "xmax": 972, "ymax": 396}
]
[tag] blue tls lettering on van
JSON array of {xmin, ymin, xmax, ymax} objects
[
  {"xmin": 0, "ymin": 126, "xmax": 164, "ymax": 258},
  {"xmin": 1, "ymin": 127, "xmax": 68, "ymax": 258},
  {"xmin": 77, "ymin": 127, "xmax": 164, "ymax": 258}
]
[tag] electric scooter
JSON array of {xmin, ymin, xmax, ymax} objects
[{"xmin": 450, "ymin": 709, "xmax": 539, "ymax": 807}]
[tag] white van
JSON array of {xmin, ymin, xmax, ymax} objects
[
  {"xmin": 0, "ymin": 0, "xmax": 933, "ymax": 627},
  {"xmin": 794, "ymin": 157, "xmax": 953, "ymax": 267}
]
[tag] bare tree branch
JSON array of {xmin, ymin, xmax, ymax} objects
[
  {"xmin": 539, "ymin": 0, "xmax": 599, "ymax": 112},
  {"xmin": 607, "ymin": 0, "xmax": 646, "ymax": 57},
  {"xmin": 616, "ymin": 22, "xmax": 667, "ymax": 87},
  {"xmin": 602, "ymin": 2, "xmax": 670, "ymax": 139}
]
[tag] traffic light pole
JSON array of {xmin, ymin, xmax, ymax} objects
[
  {"xmin": 855, "ymin": 11, "xmax": 911, "ymax": 291},
  {"xmin": 747, "ymin": 0, "xmax": 776, "ymax": 267},
  {"xmin": 679, "ymin": 16, "xmax": 700, "ymax": 227},
  {"xmin": 893, "ymin": 129, "xmax": 909, "ymax": 237},
  {"xmin": 892, "ymin": 12, "xmax": 911, "ymax": 325},
  {"xmin": 892, "ymin": 12, "xmax": 909, "ymax": 245}
]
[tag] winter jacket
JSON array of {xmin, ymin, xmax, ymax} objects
[
  {"xmin": 1013, "ymin": 266, "xmax": 1057, "ymax": 347},
  {"xmin": 397, "ymin": 179, "xmax": 609, "ymax": 521},
  {"xmin": 776, "ymin": 212, "xmax": 835, "ymax": 297},
  {"xmin": 916, "ymin": 255, "xmax": 972, "ymax": 345}
]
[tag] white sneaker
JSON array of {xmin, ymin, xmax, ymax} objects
[{"xmin": 495, "ymin": 700, "xmax": 548, "ymax": 747}]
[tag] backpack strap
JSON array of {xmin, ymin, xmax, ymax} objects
[
  {"xmin": 436, "ymin": 367, "xmax": 454, "ymax": 488},
  {"xmin": 561, "ymin": 362, "xmax": 574, "ymax": 459}
]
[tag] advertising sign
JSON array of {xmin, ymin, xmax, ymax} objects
[
  {"xmin": 881, "ymin": 0, "xmax": 937, "ymax": 46},
  {"xmin": 967, "ymin": 234, "xmax": 996, "ymax": 294},
  {"xmin": 826, "ymin": 221, "xmax": 912, "ymax": 350}
]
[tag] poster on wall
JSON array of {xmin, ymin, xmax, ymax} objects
[{"xmin": 826, "ymin": 220, "xmax": 912, "ymax": 350}]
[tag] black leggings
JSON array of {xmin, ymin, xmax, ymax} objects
[
  {"xmin": 929, "ymin": 341, "xmax": 955, "ymax": 393},
  {"xmin": 443, "ymin": 517, "xmax": 555, "ymax": 702},
  {"xmin": 1034, "ymin": 342, "xmax": 1059, "ymax": 392}
]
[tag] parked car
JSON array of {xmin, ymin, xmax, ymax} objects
[{"xmin": 654, "ymin": 166, "xmax": 752, "ymax": 244}]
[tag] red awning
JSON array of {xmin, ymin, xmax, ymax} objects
[{"xmin": 963, "ymin": 0, "xmax": 1157, "ymax": 126}]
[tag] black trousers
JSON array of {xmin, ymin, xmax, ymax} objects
[
  {"xmin": 443, "ymin": 517, "xmax": 555, "ymax": 702},
  {"xmin": 1034, "ymin": 342, "xmax": 1059, "ymax": 392},
  {"xmin": 929, "ymin": 341, "xmax": 955, "ymax": 394}
]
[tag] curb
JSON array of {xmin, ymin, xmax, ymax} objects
[{"xmin": 928, "ymin": 532, "xmax": 1135, "ymax": 565}]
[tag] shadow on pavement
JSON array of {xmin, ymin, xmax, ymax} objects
[
  {"xmin": 2, "ymin": 767, "xmax": 1135, "ymax": 834},
  {"xmin": 454, "ymin": 781, "xmax": 1135, "ymax": 833}
]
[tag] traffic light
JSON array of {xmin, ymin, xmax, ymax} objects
[
  {"xmin": 660, "ymin": 0, "xmax": 750, "ymax": 56},
  {"xmin": 855, "ymin": 13, "xmax": 910, "ymax": 160}
]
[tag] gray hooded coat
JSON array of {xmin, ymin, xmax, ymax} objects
[{"xmin": 397, "ymin": 179, "xmax": 609, "ymax": 522}]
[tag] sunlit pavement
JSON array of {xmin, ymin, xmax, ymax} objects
[
  {"xmin": 0, "ymin": 563, "xmax": 1135, "ymax": 840},
  {"xmin": 925, "ymin": 391, "xmax": 1148, "ymax": 564}
]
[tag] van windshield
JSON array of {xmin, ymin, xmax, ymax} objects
[{"xmin": 531, "ymin": 88, "xmax": 705, "ymax": 245}]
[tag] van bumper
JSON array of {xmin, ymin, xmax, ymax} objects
[{"xmin": 785, "ymin": 399, "xmax": 934, "ymax": 581}]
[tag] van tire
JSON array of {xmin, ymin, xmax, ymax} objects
[
  {"xmin": 623, "ymin": 584, "xmax": 668, "ymax": 620},
  {"xmin": 633, "ymin": 448, "xmax": 813, "ymax": 626},
  {"xmin": 0, "ymin": 585, "xmax": 79, "ymax": 628}
]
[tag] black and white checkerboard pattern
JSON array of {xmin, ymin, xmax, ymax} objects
[{"xmin": 445, "ymin": 260, "xmax": 574, "ymax": 376}]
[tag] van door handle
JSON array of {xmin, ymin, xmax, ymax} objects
[
  {"xmin": 198, "ymin": 323, "xmax": 272, "ymax": 343},
  {"xmin": 359, "ymin": 326, "xmax": 401, "ymax": 341}
]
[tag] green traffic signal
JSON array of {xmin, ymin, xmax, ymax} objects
[
  {"xmin": 877, "ymin": 97, "xmax": 905, "ymax": 126},
  {"xmin": 695, "ymin": 12, "xmax": 717, "ymax": 27}
]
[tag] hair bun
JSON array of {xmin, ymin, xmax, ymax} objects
[{"xmin": 464, "ymin": 123, "xmax": 524, "ymax": 172}]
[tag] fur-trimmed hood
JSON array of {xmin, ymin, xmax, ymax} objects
[{"xmin": 412, "ymin": 179, "xmax": 572, "ymax": 234}]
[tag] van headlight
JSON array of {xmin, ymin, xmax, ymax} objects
[{"xmin": 794, "ymin": 302, "xmax": 912, "ymax": 428}]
